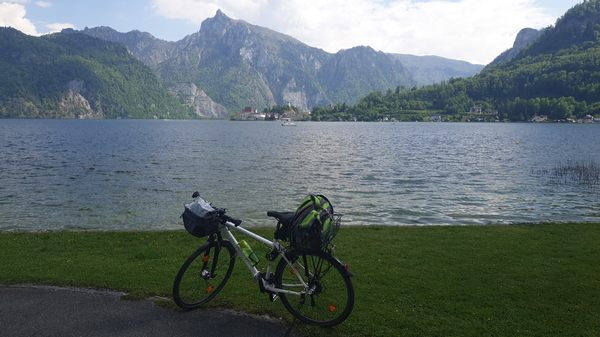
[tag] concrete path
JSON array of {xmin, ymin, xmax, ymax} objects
[{"xmin": 0, "ymin": 285, "xmax": 302, "ymax": 337}]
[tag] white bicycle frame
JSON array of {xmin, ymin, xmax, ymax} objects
[{"xmin": 219, "ymin": 220, "xmax": 311, "ymax": 298}]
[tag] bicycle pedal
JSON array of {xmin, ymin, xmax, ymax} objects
[{"xmin": 269, "ymin": 293, "xmax": 279, "ymax": 302}]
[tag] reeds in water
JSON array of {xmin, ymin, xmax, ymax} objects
[{"xmin": 533, "ymin": 160, "xmax": 600, "ymax": 191}]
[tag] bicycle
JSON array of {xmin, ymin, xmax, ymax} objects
[{"xmin": 172, "ymin": 193, "xmax": 355, "ymax": 327}]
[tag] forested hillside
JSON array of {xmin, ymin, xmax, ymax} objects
[
  {"xmin": 313, "ymin": 0, "xmax": 600, "ymax": 122},
  {"xmin": 0, "ymin": 28, "xmax": 194, "ymax": 119}
]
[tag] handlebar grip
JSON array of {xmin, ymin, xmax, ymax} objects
[{"xmin": 224, "ymin": 215, "xmax": 242, "ymax": 227}]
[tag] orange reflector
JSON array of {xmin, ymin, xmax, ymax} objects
[
  {"xmin": 344, "ymin": 264, "xmax": 349, "ymax": 270},
  {"xmin": 329, "ymin": 305, "xmax": 337, "ymax": 312},
  {"xmin": 291, "ymin": 267, "xmax": 297, "ymax": 275},
  {"xmin": 202, "ymin": 256, "xmax": 210, "ymax": 262},
  {"xmin": 206, "ymin": 286, "xmax": 214, "ymax": 293}
]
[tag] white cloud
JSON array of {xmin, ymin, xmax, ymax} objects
[
  {"xmin": 0, "ymin": 2, "xmax": 39, "ymax": 35},
  {"xmin": 1, "ymin": 2, "xmax": 75, "ymax": 36},
  {"xmin": 35, "ymin": 1, "xmax": 53, "ymax": 8},
  {"xmin": 150, "ymin": 0, "xmax": 555, "ymax": 64}
]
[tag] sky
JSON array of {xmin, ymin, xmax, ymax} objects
[{"xmin": 0, "ymin": 0, "xmax": 585, "ymax": 65}]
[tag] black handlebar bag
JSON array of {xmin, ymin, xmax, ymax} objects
[{"xmin": 181, "ymin": 196, "xmax": 220, "ymax": 237}]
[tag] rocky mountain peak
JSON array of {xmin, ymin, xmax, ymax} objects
[
  {"xmin": 513, "ymin": 28, "xmax": 544, "ymax": 49},
  {"xmin": 199, "ymin": 9, "xmax": 240, "ymax": 38},
  {"xmin": 214, "ymin": 9, "xmax": 229, "ymax": 21},
  {"xmin": 486, "ymin": 27, "xmax": 543, "ymax": 68}
]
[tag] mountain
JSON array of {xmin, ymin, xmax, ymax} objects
[
  {"xmin": 1, "ymin": 10, "xmax": 484, "ymax": 119},
  {"xmin": 486, "ymin": 28, "xmax": 545, "ymax": 68},
  {"xmin": 80, "ymin": 26, "xmax": 176, "ymax": 66},
  {"xmin": 0, "ymin": 27, "xmax": 194, "ymax": 119},
  {"xmin": 391, "ymin": 54, "xmax": 484, "ymax": 86},
  {"xmin": 157, "ymin": 10, "xmax": 335, "ymax": 113},
  {"xmin": 81, "ymin": 10, "xmax": 481, "ymax": 115},
  {"xmin": 313, "ymin": 0, "xmax": 600, "ymax": 122},
  {"xmin": 83, "ymin": 11, "xmax": 416, "ymax": 113},
  {"xmin": 317, "ymin": 46, "xmax": 415, "ymax": 105},
  {"xmin": 516, "ymin": 1, "xmax": 600, "ymax": 58}
]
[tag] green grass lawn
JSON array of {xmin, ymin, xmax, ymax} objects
[{"xmin": 1, "ymin": 223, "xmax": 599, "ymax": 337}]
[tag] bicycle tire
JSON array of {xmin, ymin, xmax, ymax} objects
[
  {"xmin": 173, "ymin": 240, "xmax": 236, "ymax": 309},
  {"xmin": 275, "ymin": 250, "xmax": 355, "ymax": 327}
]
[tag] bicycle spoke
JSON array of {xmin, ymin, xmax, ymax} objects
[
  {"xmin": 275, "ymin": 250, "xmax": 355, "ymax": 327},
  {"xmin": 173, "ymin": 241, "xmax": 236, "ymax": 309}
]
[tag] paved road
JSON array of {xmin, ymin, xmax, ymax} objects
[{"xmin": 0, "ymin": 285, "xmax": 302, "ymax": 337}]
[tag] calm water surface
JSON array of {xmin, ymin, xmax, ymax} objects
[{"xmin": 1, "ymin": 119, "xmax": 599, "ymax": 231}]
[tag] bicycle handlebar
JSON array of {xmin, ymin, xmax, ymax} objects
[
  {"xmin": 223, "ymin": 214, "xmax": 242, "ymax": 227},
  {"xmin": 190, "ymin": 191, "xmax": 242, "ymax": 226}
]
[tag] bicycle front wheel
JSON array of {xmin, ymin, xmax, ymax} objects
[
  {"xmin": 173, "ymin": 240, "xmax": 236, "ymax": 309},
  {"xmin": 275, "ymin": 250, "xmax": 355, "ymax": 327}
]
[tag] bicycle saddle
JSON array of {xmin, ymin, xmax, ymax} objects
[{"xmin": 267, "ymin": 211, "xmax": 294, "ymax": 226}]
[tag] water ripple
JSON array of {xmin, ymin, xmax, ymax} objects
[{"xmin": 1, "ymin": 120, "xmax": 600, "ymax": 230}]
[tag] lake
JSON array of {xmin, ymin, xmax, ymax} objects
[{"xmin": 1, "ymin": 119, "xmax": 599, "ymax": 231}]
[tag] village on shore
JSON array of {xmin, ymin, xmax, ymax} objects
[{"xmin": 231, "ymin": 106, "xmax": 600, "ymax": 123}]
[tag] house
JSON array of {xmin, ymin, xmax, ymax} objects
[
  {"xmin": 532, "ymin": 115, "xmax": 548, "ymax": 122},
  {"xmin": 241, "ymin": 107, "xmax": 255, "ymax": 118},
  {"xmin": 429, "ymin": 114, "xmax": 442, "ymax": 122},
  {"xmin": 241, "ymin": 107, "xmax": 257, "ymax": 118},
  {"xmin": 250, "ymin": 113, "xmax": 266, "ymax": 120},
  {"xmin": 581, "ymin": 115, "xmax": 595, "ymax": 123},
  {"xmin": 470, "ymin": 107, "xmax": 482, "ymax": 114},
  {"xmin": 281, "ymin": 110, "xmax": 307, "ymax": 122},
  {"xmin": 240, "ymin": 107, "xmax": 266, "ymax": 120}
]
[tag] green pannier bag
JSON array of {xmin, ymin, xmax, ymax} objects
[{"xmin": 289, "ymin": 194, "xmax": 341, "ymax": 251}]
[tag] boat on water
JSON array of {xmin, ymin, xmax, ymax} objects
[{"xmin": 282, "ymin": 122, "xmax": 297, "ymax": 126}]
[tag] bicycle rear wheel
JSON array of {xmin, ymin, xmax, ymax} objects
[
  {"xmin": 173, "ymin": 240, "xmax": 236, "ymax": 309},
  {"xmin": 275, "ymin": 250, "xmax": 355, "ymax": 327}
]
